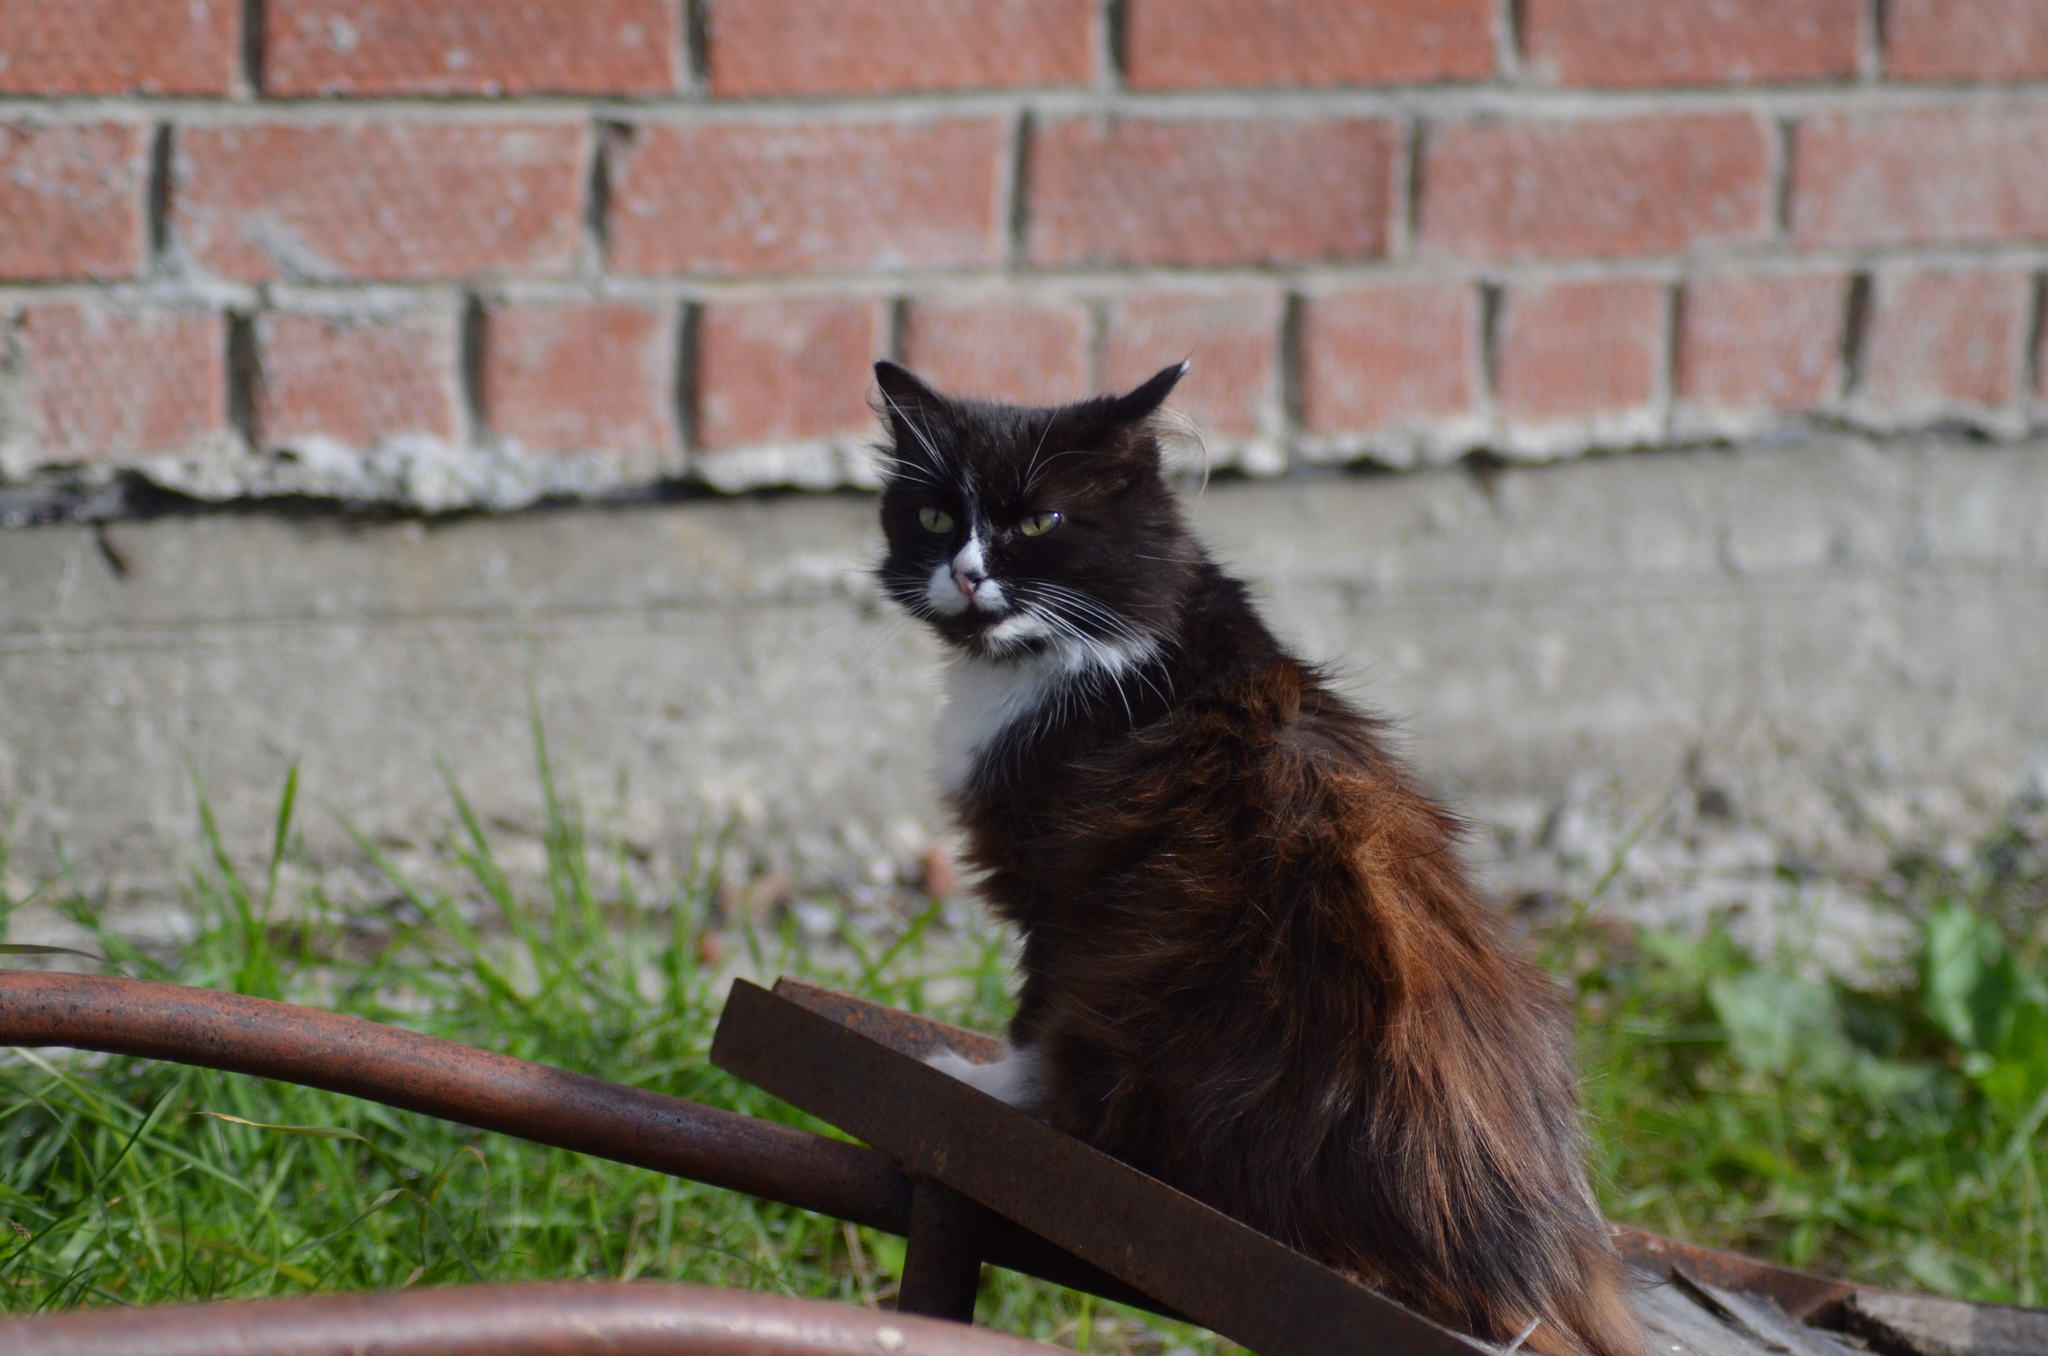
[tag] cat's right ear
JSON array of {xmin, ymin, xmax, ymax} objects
[
  {"xmin": 873, "ymin": 361, "xmax": 946, "ymax": 466},
  {"xmin": 874, "ymin": 360, "xmax": 940, "ymax": 411}
]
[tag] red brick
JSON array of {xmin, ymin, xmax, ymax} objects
[
  {"xmin": 899, "ymin": 294, "xmax": 1093, "ymax": 405},
  {"xmin": 264, "ymin": 0, "xmax": 680, "ymax": 96},
  {"xmin": 694, "ymin": 296, "xmax": 888, "ymax": 449},
  {"xmin": 610, "ymin": 119, "xmax": 1007, "ymax": 277},
  {"xmin": 0, "ymin": 0, "xmax": 236, "ymax": 94},
  {"xmin": 1123, "ymin": 0, "xmax": 1492, "ymax": 89},
  {"xmin": 1885, "ymin": 0, "xmax": 2048, "ymax": 80},
  {"xmin": 1861, "ymin": 266, "xmax": 2032, "ymax": 417},
  {"xmin": 1522, "ymin": 0, "xmax": 1860, "ymax": 86},
  {"xmin": 481, "ymin": 302, "xmax": 678, "ymax": 454},
  {"xmin": 1298, "ymin": 281, "xmax": 1479, "ymax": 436},
  {"xmin": 1677, "ymin": 270, "xmax": 1849, "ymax": 416},
  {"xmin": 1791, "ymin": 104, "xmax": 2048, "ymax": 249},
  {"xmin": 1103, "ymin": 289, "xmax": 1285, "ymax": 439},
  {"xmin": 707, "ymin": 0, "xmax": 1092, "ymax": 96},
  {"xmin": 253, "ymin": 310, "xmax": 460, "ymax": 449},
  {"xmin": 0, "ymin": 123, "xmax": 149, "ymax": 281},
  {"xmin": 1497, "ymin": 277, "xmax": 1666, "ymax": 425},
  {"xmin": 173, "ymin": 122, "xmax": 587, "ymax": 282},
  {"xmin": 1419, "ymin": 113, "xmax": 1772, "ymax": 261},
  {"xmin": 18, "ymin": 304, "xmax": 227, "ymax": 460},
  {"xmin": 1027, "ymin": 115, "xmax": 1395, "ymax": 268}
]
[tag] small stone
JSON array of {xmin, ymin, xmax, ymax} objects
[{"xmin": 920, "ymin": 843, "xmax": 959, "ymax": 899}]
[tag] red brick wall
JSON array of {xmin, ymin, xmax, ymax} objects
[{"xmin": 1, "ymin": 0, "xmax": 2043, "ymax": 504}]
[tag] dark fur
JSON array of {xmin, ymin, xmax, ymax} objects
[{"xmin": 873, "ymin": 361, "xmax": 1643, "ymax": 1356}]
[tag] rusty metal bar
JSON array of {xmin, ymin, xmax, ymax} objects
[
  {"xmin": 0, "ymin": 970, "xmax": 1159, "ymax": 1312},
  {"xmin": 712, "ymin": 977, "xmax": 1490, "ymax": 1356},
  {"xmin": 0, "ymin": 1280, "xmax": 1059, "ymax": 1355},
  {"xmin": 751, "ymin": 981, "xmax": 1954, "ymax": 1335},
  {"xmin": 0, "ymin": 970, "xmax": 909, "ymax": 1230},
  {"xmin": 23, "ymin": 970, "xmax": 2014, "ymax": 1354},
  {"xmin": 1613, "ymin": 1226, "xmax": 1863, "ymax": 1322},
  {"xmin": 896, "ymin": 1178, "xmax": 993, "ymax": 1322}
]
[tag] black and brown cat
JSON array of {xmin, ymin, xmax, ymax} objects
[{"xmin": 872, "ymin": 358, "xmax": 1642, "ymax": 1356}]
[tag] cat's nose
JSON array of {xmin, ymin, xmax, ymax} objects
[{"xmin": 953, "ymin": 565, "xmax": 986, "ymax": 598}]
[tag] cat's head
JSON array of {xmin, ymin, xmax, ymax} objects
[{"xmin": 872, "ymin": 359, "xmax": 1200, "ymax": 666}]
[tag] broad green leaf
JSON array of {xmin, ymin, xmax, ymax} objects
[
  {"xmin": 1708, "ymin": 971, "xmax": 1855, "ymax": 1077},
  {"xmin": 1921, "ymin": 903, "xmax": 2023, "ymax": 1055},
  {"xmin": 1979, "ymin": 997, "xmax": 2048, "ymax": 1118}
]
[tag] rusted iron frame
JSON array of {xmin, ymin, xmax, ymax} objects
[
  {"xmin": 10, "ymin": 970, "xmax": 1996, "ymax": 1351},
  {"xmin": 0, "ymin": 971, "xmax": 904, "ymax": 1226},
  {"xmin": 0, "ymin": 1280, "xmax": 1060, "ymax": 1355},
  {"xmin": 731, "ymin": 978, "xmax": 1930, "ymax": 1332},
  {"xmin": 713, "ymin": 977, "xmax": 1493, "ymax": 1356},
  {"xmin": 0, "ymin": 971, "xmax": 1157, "ymax": 1313},
  {"xmin": 897, "ymin": 1178, "xmax": 996, "ymax": 1322},
  {"xmin": 1614, "ymin": 1227, "xmax": 1863, "ymax": 1323}
]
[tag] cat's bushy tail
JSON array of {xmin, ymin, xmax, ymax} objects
[{"xmin": 1519, "ymin": 1240, "xmax": 1645, "ymax": 1356}]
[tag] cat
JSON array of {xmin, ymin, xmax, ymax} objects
[{"xmin": 871, "ymin": 358, "xmax": 1643, "ymax": 1356}]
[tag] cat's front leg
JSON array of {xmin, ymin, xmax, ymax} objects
[{"xmin": 924, "ymin": 1041, "xmax": 1044, "ymax": 1112}]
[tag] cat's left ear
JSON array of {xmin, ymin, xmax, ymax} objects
[{"xmin": 1107, "ymin": 360, "xmax": 1189, "ymax": 427}]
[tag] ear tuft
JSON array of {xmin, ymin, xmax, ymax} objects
[{"xmin": 1108, "ymin": 360, "xmax": 1189, "ymax": 427}]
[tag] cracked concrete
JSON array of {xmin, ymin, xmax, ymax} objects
[{"xmin": 1, "ymin": 433, "xmax": 2044, "ymax": 950}]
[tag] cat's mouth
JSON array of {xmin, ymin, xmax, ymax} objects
[
  {"xmin": 926, "ymin": 597, "xmax": 1057, "ymax": 662},
  {"xmin": 910, "ymin": 559, "xmax": 1126, "ymax": 663},
  {"xmin": 922, "ymin": 560, "xmax": 1039, "ymax": 653},
  {"xmin": 933, "ymin": 599, "xmax": 1055, "ymax": 660},
  {"xmin": 976, "ymin": 609, "xmax": 1056, "ymax": 654}
]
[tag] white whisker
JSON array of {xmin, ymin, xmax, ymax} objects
[
  {"xmin": 1020, "ymin": 414, "xmax": 1056, "ymax": 496},
  {"xmin": 881, "ymin": 393, "xmax": 947, "ymax": 478}
]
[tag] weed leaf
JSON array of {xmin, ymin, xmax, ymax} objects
[{"xmin": 194, "ymin": 1113, "xmax": 371, "ymax": 1144}]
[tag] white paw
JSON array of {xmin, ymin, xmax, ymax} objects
[
  {"xmin": 923, "ymin": 1042, "xmax": 1043, "ymax": 1110},
  {"xmin": 924, "ymin": 1048, "xmax": 988, "ymax": 1081}
]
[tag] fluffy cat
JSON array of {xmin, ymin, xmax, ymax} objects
[{"xmin": 871, "ymin": 358, "xmax": 1643, "ymax": 1356}]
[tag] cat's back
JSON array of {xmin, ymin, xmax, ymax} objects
[
  {"xmin": 1041, "ymin": 643, "xmax": 1641, "ymax": 1356},
  {"xmin": 1070, "ymin": 577, "xmax": 1440, "ymax": 890}
]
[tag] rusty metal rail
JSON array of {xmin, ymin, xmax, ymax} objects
[
  {"xmin": 0, "ymin": 1281, "xmax": 1058, "ymax": 1355},
  {"xmin": 0, "ymin": 970, "xmax": 1159, "ymax": 1312},
  {"xmin": 1614, "ymin": 1227, "xmax": 1862, "ymax": 1322},
  {"xmin": 0, "ymin": 970, "xmax": 907, "ymax": 1229},
  {"xmin": 716, "ymin": 978, "xmax": 1488, "ymax": 1356},
  {"xmin": 9, "ymin": 969, "xmax": 2039, "ymax": 1356}
]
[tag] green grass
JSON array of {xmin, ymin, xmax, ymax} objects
[
  {"xmin": 1, "ymin": 750, "xmax": 2044, "ymax": 1349},
  {"xmin": 1572, "ymin": 808, "xmax": 2048, "ymax": 1305}
]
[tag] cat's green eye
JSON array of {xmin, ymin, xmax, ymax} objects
[
  {"xmin": 1018, "ymin": 511, "xmax": 1063, "ymax": 537},
  {"xmin": 917, "ymin": 507, "xmax": 955, "ymax": 534}
]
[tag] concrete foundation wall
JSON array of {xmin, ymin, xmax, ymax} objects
[{"xmin": 2, "ymin": 434, "xmax": 2045, "ymax": 937}]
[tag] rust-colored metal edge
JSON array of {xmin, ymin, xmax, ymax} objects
[
  {"xmin": 713, "ymin": 976, "xmax": 1491, "ymax": 1356},
  {"xmin": 1613, "ymin": 1226, "xmax": 1863, "ymax": 1322},
  {"xmin": 771, "ymin": 980, "xmax": 1005, "ymax": 1063},
  {"xmin": 0, "ymin": 970, "xmax": 1159, "ymax": 1314},
  {"xmin": 0, "ymin": 969, "xmax": 908, "ymax": 1229},
  {"xmin": 0, "ymin": 1280, "xmax": 1058, "ymax": 1355},
  {"xmin": 746, "ymin": 981, "xmax": 2048, "ymax": 1351},
  {"xmin": 1619, "ymin": 1229, "xmax": 2048, "ymax": 1349},
  {"xmin": 16, "ymin": 970, "xmax": 2036, "ymax": 1356}
]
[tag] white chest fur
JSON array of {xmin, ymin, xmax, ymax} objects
[
  {"xmin": 933, "ymin": 652, "xmax": 1064, "ymax": 796},
  {"xmin": 932, "ymin": 637, "xmax": 1160, "ymax": 796}
]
